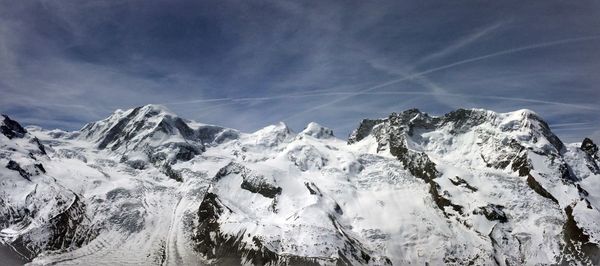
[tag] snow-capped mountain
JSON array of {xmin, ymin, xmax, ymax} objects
[{"xmin": 1, "ymin": 105, "xmax": 599, "ymax": 265}]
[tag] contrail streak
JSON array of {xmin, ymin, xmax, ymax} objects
[
  {"xmin": 160, "ymin": 90, "xmax": 599, "ymax": 113},
  {"xmin": 552, "ymin": 127, "xmax": 598, "ymax": 131},
  {"xmin": 282, "ymin": 35, "xmax": 600, "ymax": 120},
  {"xmin": 160, "ymin": 98, "xmax": 232, "ymax": 105},
  {"xmin": 417, "ymin": 21, "xmax": 506, "ymax": 64},
  {"xmin": 290, "ymin": 91, "xmax": 600, "ymax": 111},
  {"xmin": 550, "ymin": 122, "xmax": 592, "ymax": 128}
]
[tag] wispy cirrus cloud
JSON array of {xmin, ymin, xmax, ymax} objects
[
  {"xmin": 281, "ymin": 35, "xmax": 600, "ymax": 122},
  {"xmin": 0, "ymin": 0, "xmax": 599, "ymax": 142}
]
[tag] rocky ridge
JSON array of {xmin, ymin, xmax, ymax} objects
[{"xmin": 0, "ymin": 105, "xmax": 599, "ymax": 265}]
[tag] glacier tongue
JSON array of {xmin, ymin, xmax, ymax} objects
[{"xmin": 1, "ymin": 106, "xmax": 599, "ymax": 265}]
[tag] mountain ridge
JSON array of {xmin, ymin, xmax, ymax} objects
[{"xmin": 1, "ymin": 105, "xmax": 599, "ymax": 265}]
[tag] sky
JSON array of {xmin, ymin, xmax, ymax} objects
[{"xmin": 1, "ymin": 0, "xmax": 599, "ymax": 143}]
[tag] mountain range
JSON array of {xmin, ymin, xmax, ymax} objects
[{"xmin": 1, "ymin": 104, "xmax": 599, "ymax": 265}]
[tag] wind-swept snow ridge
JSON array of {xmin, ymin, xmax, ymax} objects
[
  {"xmin": 1, "ymin": 105, "xmax": 599, "ymax": 265},
  {"xmin": 301, "ymin": 122, "xmax": 334, "ymax": 139}
]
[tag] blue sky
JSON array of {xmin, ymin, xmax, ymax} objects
[{"xmin": 1, "ymin": 1, "xmax": 599, "ymax": 142}]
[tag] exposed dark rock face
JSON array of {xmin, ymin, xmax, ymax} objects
[
  {"xmin": 449, "ymin": 176, "xmax": 478, "ymax": 192},
  {"xmin": 504, "ymin": 142, "xmax": 577, "ymax": 207},
  {"xmin": 161, "ymin": 163, "xmax": 183, "ymax": 182},
  {"xmin": 197, "ymin": 125, "xmax": 240, "ymax": 145},
  {"xmin": 96, "ymin": 107, "xmax": 143, "ymax": 150},
  {"xmin": 510, "ymin": 152, "xmax": 577, "ymax": 206},
  {"xmin": 348, "ymin": 119, "xmax": 385, "ymax": 144},
  {"xmin": 527, "ymin": 174, "xmax": 559, "ymax": 204},
  {"xmin": 32, "ymin": 137, "xmax": 47, "ymax": 155},
  {"xmin": 174, "ymin": 144, "xmax": 203, "ymax": 162},
  {"xmin": 580, "ymin": 138, "xmax": 598, "ymax": 159},
  {"xmin": 441, "ymin": 108, "xmax": 489, "ymax": 134},
  {"xmin": 428, "ymin": 182, "xmax": 464, "ymax": 218},
  {"xmin": 1, "ymin": 114, "xmax": 27, "ymax": 139},
  {"xmin": 6, "ymin": 160, "xmax": 31, "ymax": 181},
  {"xmin": 305, "ymin": 182, "xmax": 322, "ymax": 196},
  {"xmin": 34, "ymin": 163, "xmax": 46, "ymax": 173},
  {"xmin": 473, "ymin": 204, "xmax": 508, "ymax": 223},
  {"xmin": 215, "ymin": 162, "xmax": 282, "ymax": 198},
  {"xmin": 240, "ymin": 179, "xmax": 282, "ymax": 199},
  {"xmin": 197, "ymin": 125, "xmax": 230, "ymax": 144},
  {"xmin": 560, "ymin": 205, "xmax": 600, "ymax": 265},
  {"xmin": 167, "ymin": 117, "xmax": 196, "ymax": 139},
  {"xmin": 580, "ymin": 138, "xmax": 600, "ymax": 174},
  {"xmin": 485, "ymin": 140, "xmax": 529, "ymax": 173},
  {"xmin": 214, "ymin": 162, "xmax": 249, "ymax": 181}
]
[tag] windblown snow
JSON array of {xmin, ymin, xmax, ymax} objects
[{"xmin": 0, "ymin": 105, "xmax": 599, "ymax": 265}]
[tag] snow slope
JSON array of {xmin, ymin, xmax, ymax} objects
[{"xmin": 1, "ymin": 105, "xmax": 599, "ymax": 265}]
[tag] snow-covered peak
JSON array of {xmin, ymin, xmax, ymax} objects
[
  {"xmin": 78, "ymin": 104, "xmax": 202, "ymax": 165},
  {"xmin": 112, "ymin": 103, "xmax": 174, "ymax": 117},
  {"xmin": 348, "ymin": 108, "xmax": 566, "ymax": 172},
  {"xmin": 300, "ymin": 122, "xmax": 334, "ymax": 139},
  {"xmin": 496, "ymin": 109, "xmax": 545, "ymax": 131},
  {"xmin": 1, "ymin": 114, "xmax": 27, "ymax": 139},
  {"xmin": 270, "ymin": 121, "xmax": 291, "ymax": 131},
  {"xmin": 80, "ymin": 105, "xmax": 190, "ymax": 145},
  {"xmin": 1, "ymin": 115, "xmax": 47, "ymax": 156},
  {"xmin": 489, "ymin": 109, "xmax": 563, "ymax": 152},
  {"xmin": 251, "ymin": 122, "xmax": 292, "ymax": 138},
  {"xmin": 249, "ymin": 122, "xmax": 293, "ymax": 147},
  {"xmin": 139, "ymin": 103, "xmax": 174, "ymax": 115}
]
